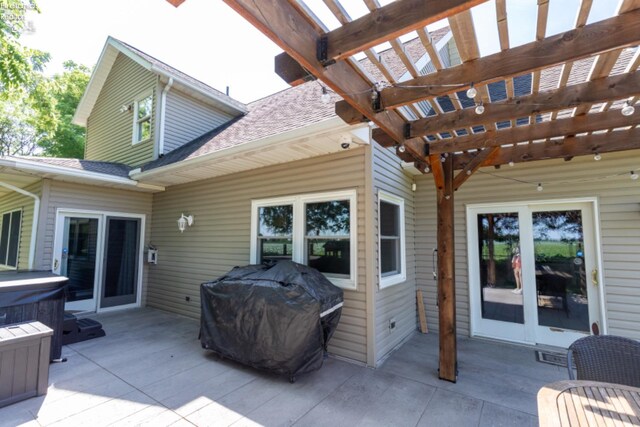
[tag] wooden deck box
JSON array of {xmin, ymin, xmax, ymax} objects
[{"xmin": 0, "ymin": 321, "xmax": 52, "ymax": 408}]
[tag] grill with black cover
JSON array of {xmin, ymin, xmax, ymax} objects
[{"xmin": 200, "ymin": 261, "xmax": 343, "ymax": 382}]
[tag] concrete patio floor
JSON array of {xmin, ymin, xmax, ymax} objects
[{"xmin": 1, "ymin": 308, "xmax": 566, "ymax": 426}]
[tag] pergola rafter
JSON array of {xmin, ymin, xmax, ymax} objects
[{"xmin": 215, "ymin": 0, "xmax": 640, "ymax": 383}]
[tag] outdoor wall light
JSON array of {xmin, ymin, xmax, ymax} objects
[
  {"xmin": 119, "ymin": 103, "xmax": 132, "ymax": 113},
  {"xmin": 177, "ymin": 214, "xmax": 194, "ymax": 233}
]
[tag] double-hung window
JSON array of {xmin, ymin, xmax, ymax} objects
[
  {"xmin": 133, "ymin": 92, "xmax": 152, "ymax": 144},
  {"xmin": 379, "ymin": 191, "xmax": 406, "ymax": 288},
  {"xmin": 0, "ymin": 209, "xmax": 22, "ymax": 268},
  {"xmin": 251, "ymin": 190, "xmax": 357, "ymax": 289}
]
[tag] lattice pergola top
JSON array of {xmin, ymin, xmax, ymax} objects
[{"xmin": 223, "ymin": 0, "xmax": 640, "ymax": 188}]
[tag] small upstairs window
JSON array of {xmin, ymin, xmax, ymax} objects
[{"xmin": 133, "ymin": 92, "xmax": 152, "ymax": 144}]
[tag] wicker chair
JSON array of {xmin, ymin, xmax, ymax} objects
[{"xmin": 567, "ymin": 335, "xmax": 640, "ymax": 387}]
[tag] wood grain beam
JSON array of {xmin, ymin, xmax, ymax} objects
[
  {"xmin": 274, "ymin": 52, "xmax": 316, "ymax": 86},
  {"xmin": 408, "ymin": 71, "xmax": 640, "ymax": 138},
  {"xmin": 437, "ymin": 155, "xmax": 456, "ymax": 383},
  {"xmin": 429, "ymin": 108, "xmax": 640, "ymax": 154},
  {"xmin": 453, "ymin": 147, "xmax": 500, "ymax": 190},
  {"xmin": 453, "ymin": 128, "xmax": 640, "ymax": 169},
  {"xmin": 222, "ymin": 0, "xmax": 429, "ymax": 162},
  {"xmin": 381, "ymin": 9, "xmax": 640, "ymax": 108},
  {"xmin": 322, "ymin": 0, "xmax": 487, "ymax": 61}
]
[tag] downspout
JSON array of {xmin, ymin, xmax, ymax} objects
[
  {"xmin": 0, "ymin": 181, "xmax": 40, "ymax": 270},
  {"xmin": 157, "ymin": 77, "xmax": 174, "ymax": 157}
]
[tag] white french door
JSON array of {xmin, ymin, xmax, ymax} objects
[
  {"xmin": 53, "ymin": 210, "xmax": 144, "ymax": 313},
  {"xmin": 468, "ymin": 200, "xmax": 603, "ymax": 348}
]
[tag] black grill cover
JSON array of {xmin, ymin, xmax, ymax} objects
[{"xmin": 200, "ymin": 261, "xmax": 343, "ymax": 379}]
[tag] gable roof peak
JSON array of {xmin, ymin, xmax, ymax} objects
[{"xmin": 73, "ymin": 36, "xmax": 247, "ymax": 126}]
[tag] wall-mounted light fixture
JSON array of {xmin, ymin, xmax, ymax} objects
[
  {"xmin": 177, "ymin": 213, "xmax": 194, "ymax": 233},
  {"xmin": 119, "ymin": 103, "xmax": 132, "ymax": 113}
]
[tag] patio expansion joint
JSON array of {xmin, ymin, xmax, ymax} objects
[
  {"xmin": 285, "ymin": 367, "xmax": 362, "ymax": 427},
  {"xmin": 61, "ymin": 346, "xmax": 198, "ymax": 427}
]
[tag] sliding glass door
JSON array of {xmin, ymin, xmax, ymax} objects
[
  {"xmin": 54, "ymin": 211, "xmax": 143, "ymax": 313},
  {"xmin": 100, "ymin": 217, "xmax": 140, "ymax": 309}
]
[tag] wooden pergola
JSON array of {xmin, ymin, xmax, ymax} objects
[{"xmin": 183, "ymin": 0, "xmax": 640, "ymax": 382}]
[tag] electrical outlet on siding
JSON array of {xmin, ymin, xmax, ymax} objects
[{"xmin": 389, "ymin": 318, "xmax": 396, "ymax": 332}]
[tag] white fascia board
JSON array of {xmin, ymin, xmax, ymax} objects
[
  {"xmin": 0, "ymin": 158, "xmax": 164, "ymax": 192},
  {"xmin": 131, "ymin": 117, "xmax": 361, "ymax": 180}
]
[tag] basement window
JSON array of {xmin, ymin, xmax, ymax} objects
[
  {"xmin": 133, "ymin": 92, "xmax": 152, "ymax": 144},
  {"xmin": 0, "ymin": 209, "xmax": 22, "ymax": 269},
  {"xmin": 251, "ymin": 190, "xmax": 357, "ymax": 289},
  {"xmin": 379, "ymin": 191, "xmax": 406, "ymax": 288}
]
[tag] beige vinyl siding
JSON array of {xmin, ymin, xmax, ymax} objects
[
  {"xmin": 147, "ymin": 149, "xmax": 369, "ymax": 363},
  {"xmin": 39, "ymin": 180, "xmax": 153, "ymax": 304},
  {"xmin": 414, "ymin": 152, "xmax": 640, "ymax": 340},
  {"xmin": 163, "ymin": 88, "xmax": 235, "ymax": 154},
  {"xmin": 84, "ymin": 53, "xmax": 157, "ymax": 167},
  {"xmin": 0, "ymin": 181, "xmax": 41, "ymax": 270},
  {"xmin": 372, "ymin": 144, "xmax": 417, "ymax": 364}
]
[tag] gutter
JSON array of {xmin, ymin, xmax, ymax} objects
[
  {"xmin": 158, "ymin": 77, "xmax": 174, "ymax": 157},
  {"xmin": 0, "ymin": 181, "xmax": 39, "ymax": 270},
  {"xmin": 0, "ymin": 158, "xmax": 165, "ymax": 192}
]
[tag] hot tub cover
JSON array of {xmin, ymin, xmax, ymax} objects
[{"xmin": 200, "ymin": 261, "xmax": 343, "ymax": 379}]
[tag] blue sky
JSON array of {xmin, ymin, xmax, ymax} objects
[{"xmin": 21, "ymin": 0, "xmax": 620, "ymax": 104}]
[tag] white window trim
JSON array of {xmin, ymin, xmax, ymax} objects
[
  {"xmin": 378, "ymin": 190, "xmax": 406, "ymax": 288},
  {"xmin": 250, "ymin": 190, "xmax": 358, "ymax": 290},
  {"xmin": 132, "ymin": 90, "xmax": 153, "ymax": 145},
  {"xmin": 0, "ymin": 208, "xmax": 22, "ymax": 269}
]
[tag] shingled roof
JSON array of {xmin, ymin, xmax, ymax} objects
[
  {"xmin": 141, "ymin": 28, "xmax": 451, "ymax": 172},
  {"xmin": 13, "ymin": 157, "xmax": 133, "ymax": 178}
]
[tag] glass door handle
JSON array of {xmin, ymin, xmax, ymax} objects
[
  {"xmin": 592, "ymin": 269, "xmax": 599, "ymax": 286},
  {"xmin": 53, "ymin": 259, "xmax": 59, "ymax": 270}
]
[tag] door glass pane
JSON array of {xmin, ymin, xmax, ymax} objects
[
  {"xmin": 477, "ymin": 213, "xmax": 523, "ymax": 324},
  {"xmin": 533, "ymin": 210, "xmax": 588, "ymax": 332},
  {"xmin": 102, "ymin": 218, "xmax": 139, "ymax": 308},
  {"xmin": 62, "ymin": 218, "xmax": 98, "ymax": 302}
]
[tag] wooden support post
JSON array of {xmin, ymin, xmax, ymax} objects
[{"xmin": 437, "ymin": 155, "xmax": 456, "ymax": 382}]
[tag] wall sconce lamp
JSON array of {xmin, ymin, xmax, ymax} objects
[
  {"xmin": 119, "ymin": 103, "xmax": 132, "ymax": 113},
  {"xmin": 177, "ymin": 213, "xmax": 194, "ymax": 233}
]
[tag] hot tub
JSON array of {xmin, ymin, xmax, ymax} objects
[{"xmin": 0, "ymin": 271, "xmax": 68, "ymax": 360}]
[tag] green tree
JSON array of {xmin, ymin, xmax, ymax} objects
[
  {"xmin": 0, "ymin": 0, "xmax": 40, "ymax": 89},
  {"xmin": 38, "ymin": 61, "xmax": 90, "ymax": 158},
  {"xmin": 0, "ymin": 48, "xmax": 56, "ymax": 156}
]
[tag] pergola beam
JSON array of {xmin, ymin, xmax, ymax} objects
[
  {"xmin": 453, "ymin": 128, "xmax": 640, "ymax": 169},
  {"xmin": 429, "ymin": 108, "xmax": 640, "ymax": 154},
  {"xmin": 274, "ymin": 52, "xmax": 316, "ymax": 86},
  {"xmin": 222, "ymin": 0, "xmax": 427, "ymax": 163},
  {"xmin": 321, "ymin": 0, "xmax": 487, "ymax": 62},
  {"xmin": 379, "ymin": 9, "xmax": 640, "ymax": 108},
  {"xmin": 408, "ymin": 71, "xmax": 640, "ymax": 138}
]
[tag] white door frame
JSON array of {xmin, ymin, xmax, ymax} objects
[
  {"xmin": 52, "ymin": 208, "xmax": 145, "ymax": 313},
  {"xmin": 467, "ymin": 197, "xmax": 606, "ymax": 347}
]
